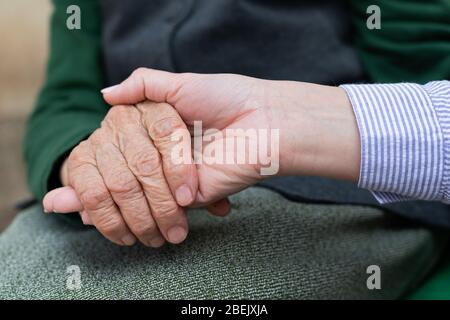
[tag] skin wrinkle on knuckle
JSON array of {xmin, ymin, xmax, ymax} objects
[
  {"xmin": 114, "ymin": 106, "xmax": 140, "ymax": 126},
  {"xmin": 107, "ymin": 104, "xmax": 129, "ymax": 119},
  {"xmin": 68, "ymin": 162, "xmax": 99, "ymax": 189},
  {"xmin": 147, "ymin": 117, "xmax": 192, "ymax": 172},
  {"xmin": 79, "ymin": 187, "xmax": 112, "ymax": 211},
  {"xmin": 149, "ymin": 117, "xmax": 184, "ymax": 141},
  {"xmin": 156, "ymin": 133, "xmax": 190, "ymax": 163},
  {"xmin": 95, "ymin": 214, "xmax": 124, "ymax": 235},
  {"xmin": 67, "ymin": 153, "xmax": 81, "ymax": 170},
  {"xmin": 104, "ymin": 106, "xmax": 136, "ymax": 139},
  {"xmin": 117, "ymin": 127, "xmax": 145, "ymax": 152},
  {"xmin": 68, "ymin": 144, "xmax": 90, "ymax": 164},
  {"xmin": 131, "ymin": 150, "xmax": 161, "ymax": 178},
  {"xmin": 109, "ymin": 180, "xmax": 140, "ymax": 198},
  {"xmin": 152, "ymin": 202, "xmax": 179, "ymax": 219},
  {"xmin": 107, "ymin": 169, "xmax": 140, "ymax": 196},
  {"xmin": 132, "ymin": 219, "xmax": 158, "ymax": 239},
  {"xmin": 89, "ymin": 128, "xmax": 108, "ymax": 146},
  {"xmin": 163, "ymin": 162, "xmax": 189, "ymax": 186},
  {"xmin": 99, "ymin": 118, "xmax": 108, "ymax": 129}
]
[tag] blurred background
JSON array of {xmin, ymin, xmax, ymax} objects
[{"xmin": 0, "ymin": 0, "xmax": 51, "ymax": 229}]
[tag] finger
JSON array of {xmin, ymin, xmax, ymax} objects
[
  {"xmin": 68, "ymin": 141, "xmax": 137, "ymax": 246},
  {"xmin": 92, "ymin": 138, "xmax": 165, "ymax": 248},
  {"xmin": 101, "ymin": 68, "xmax": 183, "ymax": 106},
  {"xmin": 111, "ymin": 106, "xmax": 189, "ymax": 244},
  {"xmin": 43, "ymin": 187, "xmax": 93, "ymax": 225},
  {"xmin": 43, "ymin": 186, "xmax": 83, "ymax": 213},
  {"xmin": 137, "ymin": 101, "xmax": 198, "ymax": 207},
  {"xmin": 206, "ymin": 198, "xmax": 231, "ymax": 217},
  {"xmin": 80, "ymin": 210, "xmax": 93, "ymax": 225}
]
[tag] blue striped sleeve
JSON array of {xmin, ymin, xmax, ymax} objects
[{"xmin": 340, "ymin": 81, "xmax": 450, "ymax": 204}]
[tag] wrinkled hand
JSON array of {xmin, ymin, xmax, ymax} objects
[
  {"xmin": 44, "ymin": 68, "xmax": 359, "ymax": 247},
  {"xmin": 101, "ymin": 69, "xmax": 284, "ymax": 206},
  {"xmin": 44, "ymin": 102, "xmax": 202, "ymax": 246}
]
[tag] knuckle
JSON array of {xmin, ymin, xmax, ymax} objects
[
  {"xmin": 150, "ymin": 117, "xmax": 185, "ymax": 141},
  {"xmin": 80, "ymin": 188, "xmax": 111, "ymax": 210},
  {"xmin": 68, "ymin": 149, "xmax": 81, "ymax": 164},
  {"xmin": 68, "ymin": 141, "xmax": 89, "ymax": 163},
  {"xmin": 152, "ymin": 202, "xmax": 179, "ymax": 219},
  {"xmin": 133, "ymin": 67, "xmax": 149, "ymax": 77},
  {"xmin": 108, "ymin": 171, "xmax": 140, "ymax": 196},
  {"xmin": 106, "ymin": 105, "xmax": 129, "ymax": 120},
  {"xmin": 104, "ymin": 106, "xmax": 140, "ymax": 134},
  {"xmin": 165, "ymin": 163, "xmax": 189, "ymax": 182},
  {"xmin": 132, "ymin": 150, "xmax": 161, "ymax": 177},
  {"xmin": 88, "ymin": 128, "xmax": 106, "ymax": 146},
  {"xmin": 96, "ymin": 215, "xmax": 124, "ymax": 235},
  {"xmin": 132, "ymin": 219, "xmax": 157, "ymax": 238}
]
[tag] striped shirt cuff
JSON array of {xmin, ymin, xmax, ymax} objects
[{"xmin": 341, "ymin": 81, "xmax": 450, "ymax": 204}]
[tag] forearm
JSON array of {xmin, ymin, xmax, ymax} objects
[
  {"xmin": 275, "ymin": 82, "xmax": 361, "ymax": 182},
  {"xmin": 277, "ymin": 80, "xmax": 450, "ymax": 204}
]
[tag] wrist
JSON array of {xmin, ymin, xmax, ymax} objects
[{"xmin": 270, "ymin": 82, "xmax": 360, "ymax": 181}]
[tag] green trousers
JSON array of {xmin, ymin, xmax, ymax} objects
[{"xmin": 0, "ymin": 187, "xmax": 446, "ymax": 299}]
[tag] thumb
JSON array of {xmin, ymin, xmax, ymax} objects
[
  {"xmin": 101, "ymin": 68, "xmax": 184, "ymax": 106},
  {"xmin": 43, "ymin": 186, "xmax": 83, "ymax": 213}
]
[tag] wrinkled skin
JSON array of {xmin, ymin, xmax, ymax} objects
[
  {"xmin": 47, "ymin": 103, "xmax": 199, "ymax": 247},
  {"xmin": 44, "ymin": 68, "xmax": 359, "ymax": 247}
]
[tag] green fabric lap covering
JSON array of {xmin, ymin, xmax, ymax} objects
[
  {"xmin": 407, "ymin": 253, "xmax": 450, "ymax": 300},
  {"xmin": 0, "ymin": 188, "xmax": 446, "ymax": 299}
]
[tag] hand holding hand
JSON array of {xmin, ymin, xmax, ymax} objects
[
  {"xmin": 44, "ymin": 68, "xmax": 360, "ymax": 247},
  {"xmin": 102, "ymin": 68, "xmax": 360, "ymax": 184}
]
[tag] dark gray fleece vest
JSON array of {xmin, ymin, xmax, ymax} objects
[{"xmin": 99, "ymin": 0, "xmax": 450, "ymax": 226}]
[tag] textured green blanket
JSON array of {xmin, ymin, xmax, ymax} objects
[{"xmin": 0, "ymin": 188, "xmax": 446, "ymax": 299}]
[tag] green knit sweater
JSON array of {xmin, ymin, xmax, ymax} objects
[{"xmin": 23, "ymin": 0, "xmax": 450, "ymax": 299}]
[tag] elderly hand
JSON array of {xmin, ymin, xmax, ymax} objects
[
  {"xmin": 43, "ymin": 102, "xmax": 201, "ymax": 247},
  {"xmin": 102, "ymin": 69, "xmax": 360, "ymax": 185}
]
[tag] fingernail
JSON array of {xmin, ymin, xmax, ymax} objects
[
  {"xmin": 101, "ymin": 84, "xmax": 119, "ymax": 94},
  {"xmin": 43, "ymin": 208, "xmax": 50, "ymax": 214},
  {"xmin": 167, "ymin": 226, "xmax": 187, "ymax": 244},
  {"xmin": 175, "ymin": 185, "xmax": 193, "ymax": 206},
  {"xmin": 121, "ymin": 234, "xmax": 137, "ymax": 246},
  {"xmin": 149, "ymin": 236, "xmax": 165, "ymax": 248}
]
